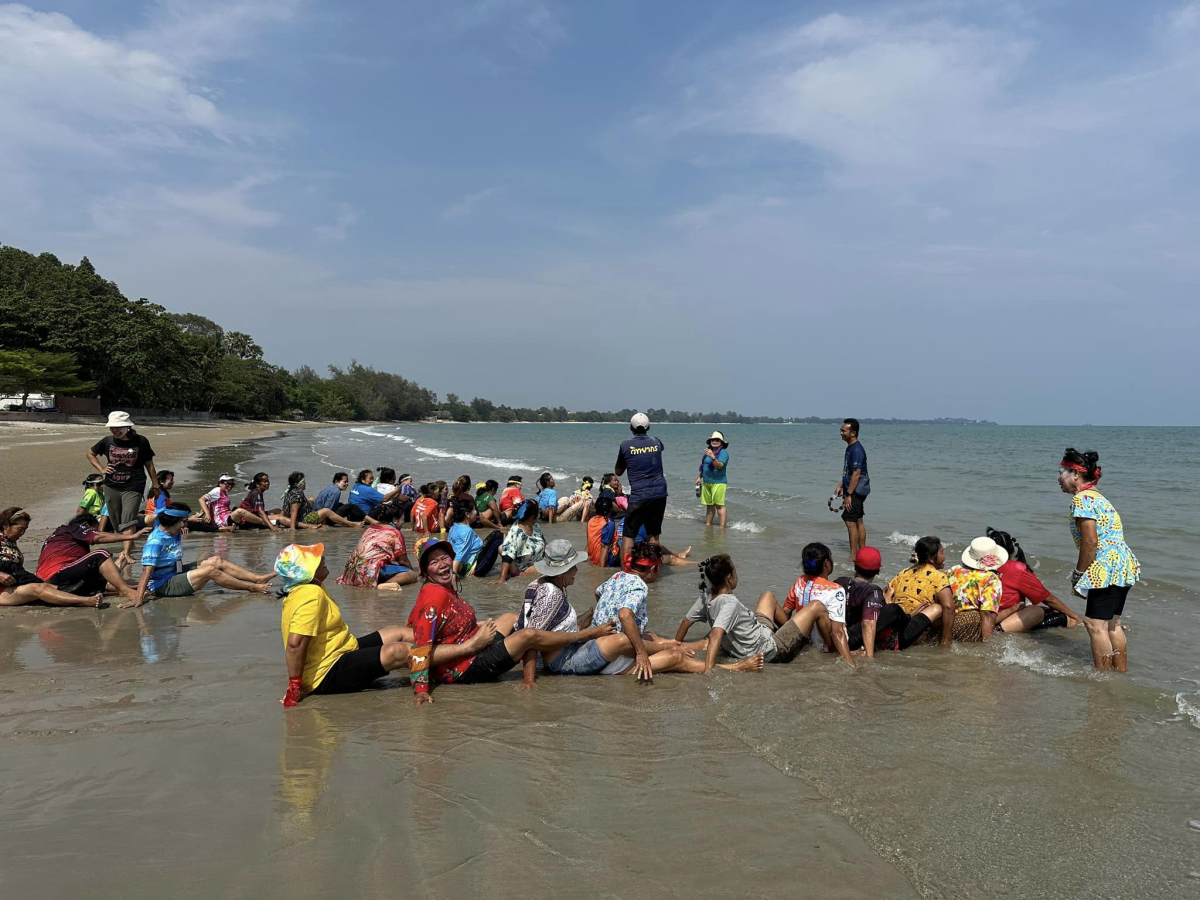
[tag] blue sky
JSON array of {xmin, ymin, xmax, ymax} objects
[{"xmin": 2, "ymin": 1, "xmax": 1198, "ymax": 424}]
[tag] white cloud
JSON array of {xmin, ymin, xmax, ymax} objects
[
  {"xmin": 441, "ymin": 186, "xmax": 503, "ymax": 220},
  {"xmin": 130, "ymin": 0, "xmax": 306, "ymax": 68},
  {"xmin": 314, "ymin": 203, "xmax": 361, "ymax": 241}
]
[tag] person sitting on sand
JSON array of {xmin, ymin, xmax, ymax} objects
[
  {"xmin": 590, "ymin": 543, "xmax": 760, "ymax": 680},
  {"xmin": 492, "ymin": 500, "xmax": 546, "ymax": 583},
  {"xmin": 925, "ymin": 536, "xmax": 1007, "ymax": 643},
  {"xmin": 498, "ymin": 476, "xmax": 524, "ymax": 524},
  {"xmin": 0, "ymin": 507, "xmax": 114, "ymax": 609},
  {"xmin": 411, "ymin": 484, "xmax": 442, "ymax": 534},
  {"xmin": 536, "ymin": 472, "xmax": 558, "ymax": 523},
  {"xmin": 884, "ymin": 536, "xmax": 956, "ymax": 648},
  {"xmin": 512, "ymin": 539, "xmax": 719, "ymax": 680},
  {"xmin": 405, "ymin": 540, "xmax": 614, "ymax": 698},
  {"xmin": 35, "ymin": 512, "xmax": 148, "ymax": 605},
  {"xmin": 199, "ymin": 474, "xmax": 238, "ymax": 531},
  {"xmin": 674, "ymin": 555, "xmax": 780, "ymax": 670},
  {"xmin": 313, "ymin": 473, "xmax": 348, "ymax": 516},
  {"xmin": 347, "ymin": 469, "xmax": 386, "ymax": 521},
  {"xmin": 279, "ymin": 543, "xmax": 497, "ymax": 707},
  {"xmin": 763, "ymin": 542, "xmax": 855, "ymax": 666},
  {"xmin": 145, "ymin": 471, "xmax": 218, "ymax": 533},
  {"xmin": 556, "ymin": 477, "xmax": 593, "ymax": 522},
  {"xmin": 280, "ymin": 471, "xmax": 360, "ymax": 530},
  {"xmin": 126, "ymin": 504, "xmax": 275, "ymax": 608},
  {"xmin": 835, "ymin": 547, "xmax": 897, "ymax": 657},
  {"xmin": 986, "ymin": 528, "xmax": 1081, "ymax": 633},
  {"xmin": 446, "ymin": 500, "xmax": 484, "ymax": 576},
  {"xmin": 586, "ymin": 496, "xmax": 623, "ymax": 567},
  {"xmin": 474, "ymin": 480, "xmax": 504, "ymax": 531},
  {"xmin": 77, "ymin": 473, "xmax": 106, "ymax": 520},
  {"xmin": 231, "ymin": 472, "xmax": 280, "ymax": 531},
  {"xmin": 335, "ymin": 503, "xmax": 418, "ymax": 590},
  {"xmin": 375, "ymin": 467, "xmax": 399, "ymax": 500}
]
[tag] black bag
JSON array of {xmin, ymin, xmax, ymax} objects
[{"xmin": 472, "ymin": 531, "xmax": 504, "ymax": 577}]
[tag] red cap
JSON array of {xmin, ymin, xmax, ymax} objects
[{"xmin": 854, "ymin": 546, "xmax": 882, "ymax": 571}]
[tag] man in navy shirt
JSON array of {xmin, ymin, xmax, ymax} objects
[
  {"xmin": 834, "ymin": 418, "xmax": 870, "ymax": 558},
  {"xmin": 614, "ymin": 412, "xmax": 668, "ymax": 563},
  {"xmin": 313, "ymin": 473, "xmax": 349, "ymax": 512}
]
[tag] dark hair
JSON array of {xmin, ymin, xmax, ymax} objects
[
  {"xmin": 912, "ymin": 536, "xmax": 942, "ymax": 567},
  {"xmin": 1062, "ymin": 447, "xmax": 1101, "ymax": 484},
  {"xmin": 378, "ymin": 467, "xmax": 396, "ymax": 484},
  {"xmin": 83, "ymin": 473, "xmax": 104, "ymax": 487},
  {"xmin": 601, "ymin": 472, "xmax": 614, "ymax": 485},
  {"xmin": 582, "ymin": 476, "xmax": 594, "ymax": 487},
  {"xmin": 517, "ymin": 500, "xmax": 538, "ymax": 522},
  {"xmin": 70, "ymin": 512, "xmax": 99, "ymax": 529},
  {"xmin": 373, "ymin": 502, "xmax": 402, "ymax": 525},
  {"xmin": 844, "ymin": 418, "xmax": 860, "ymax": 436},
  {"xmin": 288, "ymin": 471, "xmax": 305, "ymax": 489},
  {"xmin": 332, "ymin": 472, "xmax": 349, "ymax": 484},
  {"xmin": 0, "ymin": 507, "xmax": 31, "ymax": 530},
  {"xmin": 399, "ymin": 473, "xmax": 410, "ymax": 482},
  {"xmin": 801, "ymin": 542, "xmax": 833, "ymax": 576},
  {"xmin": 247, "ymin": 472, "xmax": 269, "ymax": 490},
  {"xmin": 986, "ymin": 527, "xmax": 1028, "ymax": 565},
  {"xmin": 356, "ymin": 469, "xmax": 374, "ymax": 484},
  {"xmin": 157, "ymin": 502, "xmax": 192, "ymax": 528},
  {"xmin": 485, "ymin": 479, "xmax": 498, "ymax": 493},
  {"xmin": 699, "ymin": 554, "xmax": 736, "ymax": 596},
  {"xmin": 452, "ymin": 475, "xmax": 470, "ymax": 495},
  {"xmin": 419, "ymin": 483, "xmax": 432, "ymax": 497},
  {"xmin": 629, "ymin": 541, "xmax": 662, "ymax": 570},
  {"xmin": 854, "ymin": 563, "xmax": 880, "ymax": 579},
  {"xmin": 593, "ymin": 496, "xmax": 615, "ymax": 519},
  {"xmin": 538, "ymin": 472, "xmax": 554, "ymax": 489},
  {"xmin": 157, "ymin": 470, "xmax": 174, "ymax": 485},
  {"xmin": 449, "ymin": 499, "xmax": 474, "ymax": 524},
  {"xmin": 507, "ymin": 474, "xmax": 523, "ymax": 484}
]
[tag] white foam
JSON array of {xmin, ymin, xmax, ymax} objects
[
  {"xmin": 350, "ymin": 427, "xmax": 413, "ymax": 445},
  {"xmin": 996, "ymin": 641, "xmax": 1077, "ymax": 678},
  {"xmin": 413, "ymin": 445, "xmax": 546, "ymax": 473},
  {"xmin": 887, "ymin": 531, "xmax": 920, "ymax": 547},
  {"xmin": 1175, "ymin": 692, "xmax": 1200, "ymax": 730},
  {"xmin": 728, "ymin": 520, "xmax": 765, "ymax": 534}
]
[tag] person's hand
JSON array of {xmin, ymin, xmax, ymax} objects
[
  {"xmin": 0, "ymin": 572, "xmax": 14, "ymax": 588},
  {"xmin": 281, "ymin": 677, "xmax": 303, "ymax": 708},
  {"xmin": 469, "ymin": 619, "xmax": 499, "ymax": 650},
  {"xmin": 633, "ymin": 651, "xmax": 654, "ymax": 683},
  {"xmin": 133, "ymin": 527, "xmax": 152, "ymax": 539},
  {"xmin": 834, "ymin": 484, "xmax": 843, "ymax": 497},
  {"xmin": 586, "ymin": 621, "xmax": 616, "ymax": 639},
  {"xmin": 705, "ymin": 449, "xmax": 715, "ymax": 459},
  {"xmin": 1070, "ymin": 569, "xmax": 1085, "ymax": 589},
  {"xmin": 843, "ymin": 495, "xmax": 852, "ymax": 511},
  {"xmin": 118, "ymin": 593, "xmax": 147, "ymax": 609},
  {"xmin": 105, "ymin": 463, "xmax": 117, "ymax": 476},
  {"xmin": 414, "ymin": 693, "xmax": 434, "ymax": 706},
  {"xmin": 695, "ymin": 477, "xmax": 702, "ymax": 486}
]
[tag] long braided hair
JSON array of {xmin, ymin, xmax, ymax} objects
[{"xmin": 698, "ymin": 554, "xmax": 735, "ymax": 600}]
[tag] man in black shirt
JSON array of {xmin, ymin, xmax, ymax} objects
[{"xmin": 614, "ymin": 413, "xmax": 668, "ymax": 563}]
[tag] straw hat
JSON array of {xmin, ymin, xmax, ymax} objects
[
  {"xmin": 106, "ymin": 411, "xmax": 134, "ymax": 429},
  {"xmin": 961, "ymin": 536, "xmax": 1009, "ymax": 571},
  {"xmin": 534, "ymin": 539, "xmax": 582, "ymax": 577}
]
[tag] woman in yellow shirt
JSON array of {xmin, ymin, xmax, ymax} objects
[
  {"xmin": 885, "ymin": 536, "xmax": 956, "ymax": 648},
  {"xmin": 277, "ymin": 543, "xmax": 494, "ymax": 707}
]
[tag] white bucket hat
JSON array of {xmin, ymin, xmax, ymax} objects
[
  {"xmin": 534, "ymin": 539, "xmax": 583, "ymax": 577},
  {"xmin": 961, "ymin": 536, "xmax": 1009, "ymax": 571},
  {"xmin": 106, "ymin": 411, "xmax": 134, "ymax": 429},
  {"xmin": 708, "ymin": 431, "xmax": 728, "ymax": 446},
  {"xmin": 630, "ymin": 412, "xmax": 650, "ymax": 430}
]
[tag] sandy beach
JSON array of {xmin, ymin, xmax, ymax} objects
[{"xmin": 0, "ymin": 418, "xmax": 336, "ymax": 543}]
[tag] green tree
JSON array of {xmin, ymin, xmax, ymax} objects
[{"xmin": 0, "ymin": 349, "xmax": 93, "ymax": 408}]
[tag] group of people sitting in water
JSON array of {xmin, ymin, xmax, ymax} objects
[{"xmin": 0, "ymin": 410, "xmax": 1140, "ymax": 704}]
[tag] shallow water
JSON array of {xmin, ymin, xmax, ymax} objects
[{"xmin": 2, "ymin": 423, "xmax": 1198, "ymax": 898}]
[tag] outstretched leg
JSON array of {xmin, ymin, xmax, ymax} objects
[
  {"xmin": 206, "ymin": 556, "xmax": 274, "ymax": 584},
  {"xmin": 3, "ymin": 583, "xmax": 104, "ymax": 608}
]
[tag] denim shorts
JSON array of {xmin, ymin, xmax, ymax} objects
[{"xmin": 548, "ymin": 638, "xmax": 610, "ymax": 675}]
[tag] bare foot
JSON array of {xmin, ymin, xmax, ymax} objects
[
  {"xmin": 251, "ymin": 584, "xmax": 272, "ymax": 594},
  {"xmin": 377, "ymin": 582, "xmax": 403, "ymax": 592},
  {"xmin": 1067, "ymin": 617, "xmax": 1082, "ymax": 628},
  {"xmin": 719, "ymin": 654, "xmax": 764, "ymax": 673},
  {"xmin": 467, "ymin": 619, "xmax": 499, "ymax": 651},
  {"xmin": 255, "ymin": 573, "xmax": 277, "ymax": 584},
  {"xmin": 676, "ymin": 546, "xmax": 692, "ymax": 560},
  {"xmin": 89, "ymin": 593, "xmax": 106, "ymax": 609}
]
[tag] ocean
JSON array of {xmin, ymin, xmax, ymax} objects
[{"xmin": 3, "ymin": 422, "xmax": 1197, "ymax": 898}]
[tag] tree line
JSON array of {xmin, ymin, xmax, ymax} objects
[{"xmin": 1, "ymin": 245, "xmax": 988, "ymax": 425}]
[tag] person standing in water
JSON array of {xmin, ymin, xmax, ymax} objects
[
  {"xmin": 614, "ymin": 412, "xmax": 668, "ymax": 565},
  {"xmin": 1058, "ymin": 448, "xmax": 1139, "ymax": 672},
  {"xmin": 695, "ymin": 431, "xmax": 729, "ymax": 528},
  {"xmin": 834, "ymin": 418, "xmax": 869, "ymax": 559}
]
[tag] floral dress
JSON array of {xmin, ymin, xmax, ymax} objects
[
  {"xmin": 336, "ymin": 525, "xmax": 407, "ymax": 586},
  {"xmin": 500, "ymin": 522, "xmax": 545, "ymax": 571},
  {"xmin": 1070, "ymin": 489, "xmax": 1140, "ymax": 593}
]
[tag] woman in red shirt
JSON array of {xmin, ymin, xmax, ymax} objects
[
  {"xmin": 405, "ymin": 540, "xmax": 615, "ymax": 701},
  {"xmin": 988, "ymin": 528, "xmax": 1082, "ymax": 633}
]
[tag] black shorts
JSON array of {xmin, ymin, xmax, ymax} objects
[
  {"xmin": 841, "ymin": 493, "xmax": 866, "ymax": 523},
  {"xmin": 48, "ymin": 550, "xmax": 112, "ymax": 595},
  {"xmin": 624, "ymin": 496, "xmax": 667, "ymax": 539},
  {"xmin": 1084, "ymin": 585, "xmax": 1130, "ymax": 621},
  {"xmin": 311, "ymin": 632, "xmax": 388, "ymax": 695},
  {"xmin": 456, "ymin": 633, "xmax": 517, "ymax": 685},
  {"xmin": 1, "ymin": 567, "xmax": 42, "ymax": 588},
  {"xmin": 336, "ymin": 503, "xmax": 366, "ymax": 523}
]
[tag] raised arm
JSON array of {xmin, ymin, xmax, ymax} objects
[{"xmin": 86, "ymin": 447, "xmax": 106, "ymax": 476}]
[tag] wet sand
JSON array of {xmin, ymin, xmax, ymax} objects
[{"xmin": 0, "ymin": 425, "xmax": 921, "ymax": 899}]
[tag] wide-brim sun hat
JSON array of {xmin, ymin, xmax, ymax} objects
[
  {"xmin": 708, "ymin": 431, "xmax": 728, "ymax": 446},
  {"xmin": 418, "ymin": 539, "xmax": 456, "ymax": 575},
  {"xmin": 961, "ymin": 536, "xmax": 1009, "ymax": 571},
  {"xmin": 106, "ymin": 411, "xmax": 134, "ymax": 429},
  {"xmin": 534, "ymin": 539, "xmax": 583, "ymax": 577}
]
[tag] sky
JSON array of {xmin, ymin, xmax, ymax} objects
[{"xmin": 2, "ymin": 0, "xmax": 1198, "ymax": 425}]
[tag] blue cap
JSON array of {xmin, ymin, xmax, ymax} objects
[{"xmin": 159, "ymin": 507, "xmax": 190, "ymax": 518}]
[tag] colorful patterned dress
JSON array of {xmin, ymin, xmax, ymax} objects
[
  {"xmin": 1070, "ymin": 489, "xmax": 1140, "ymax": 593},
  {"xmin": 336, "ymin": 525, "xmax": 407, "ymax": 586}
]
